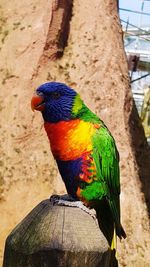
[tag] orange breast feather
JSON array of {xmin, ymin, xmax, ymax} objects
[{"xmin": 44, "ymin": 119, "xmax": 96, "ymax": 160}]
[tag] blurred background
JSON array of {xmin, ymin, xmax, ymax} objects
[{"xmin": 120, "ymin": 0, "xmax": 150, "ymax": 143}]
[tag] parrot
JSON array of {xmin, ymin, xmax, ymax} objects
[{"xmin": 31, "ymin": 82, "xmax": 126, "ymax": 255}]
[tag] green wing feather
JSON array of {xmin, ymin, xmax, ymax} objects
[
  {"xmin": 74, "ymin": 99, "xmax": 126, "ymax": 240},
  {"xmin": 92, "ymin": 126, "xmax": 120, "ymax": 192},
  {"xmin": 92, "ymin": 124, "xmax": 126, "ymax": 239}
]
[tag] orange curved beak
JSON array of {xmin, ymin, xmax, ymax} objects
[{"xmin": 31, "ymin": 93, "xmax": 45, "ymax": 111}]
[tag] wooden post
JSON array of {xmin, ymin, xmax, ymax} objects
[{"xmin": 3, "ymin": 199, "xmax": 111, "ymax": 267}]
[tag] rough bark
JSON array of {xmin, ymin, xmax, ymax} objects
[
  {"xmin": 31, "ymin": 1, "xmax": 150, "ymax": 266},
  {"xmin": 39, "ymin": 0, "xmax": 73, "ymax": 62},
  {"xmin": 0, "ymin": 0, "xmax": 150, "ymax": 266}
]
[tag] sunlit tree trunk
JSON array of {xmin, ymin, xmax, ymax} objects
[{"xmin": 0, "ymin": 1, "xmax": 150, "ymax": 266}]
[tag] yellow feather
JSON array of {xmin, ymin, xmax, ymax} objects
[
  {"xmin": 111, "ymin": 228, "xmax": 117, "ymax": 255},
  {"xmin": 68, "ymin": 120, "xmax": 95, "ymax": 152},
  {"xmin": 72, "ymin": 94, "xmax": 83, "ymax": 116}
]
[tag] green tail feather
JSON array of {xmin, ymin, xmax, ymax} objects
[
  {"xmin": 95, "ymin": 199, "xmax": 114, "ymax": 246},
  {"xmin": 95, "ymin": 200, "xmax": 119, "ymax": 267},
  {"xmin": 108, "ymin": 199, "xmax": 126, "ymax": 239}
]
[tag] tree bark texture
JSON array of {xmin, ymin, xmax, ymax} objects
[
  {"xmin": 31, "ymin": 1, "xmax": 150, "ymax": 266},
  {"xmin": 0, "ymin": 0, "xmax": 150, "ymax": 266}
]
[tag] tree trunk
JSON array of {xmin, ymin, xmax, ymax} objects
[
  {"xmin": 31, "ymin": 1, "xmax": 150, "ymax": 266},
  {"xmin": 0, "ymin": 0, "xmax": 150, "ymax": 266}
]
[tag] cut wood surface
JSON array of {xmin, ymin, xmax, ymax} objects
[{"xmin": 3, "ymin": 199, "xmax": 110, "ymax": 267}]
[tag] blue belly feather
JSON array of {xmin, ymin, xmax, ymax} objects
[{"xmin": 56, "ymin": 157, "xmax": 83, "ymax": 198}]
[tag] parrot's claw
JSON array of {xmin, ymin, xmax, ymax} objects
[
  {"xmin": 68, "ymin": 201, "xmax": 96, "ymax": 220},
  {"xmin": 50, "ymin": 194, "xmax": 97, "ymax": 220}
]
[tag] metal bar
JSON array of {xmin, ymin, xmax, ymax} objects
[
  {"xmin": 125, "ymin": 17, "xmax": 129, "ymax": 32},
  {"xmin": 131, "ymin": 73, "xmax": 150, "ymax": 83},
  {"xmin": 126, "ymin": 49, "xmax": 150, "ymax": 55},
  {"xmin": 127, "ymin": 32, "xmax": 150, "ymax": 36},
  {"xmin": 119, "ymin": 8, "xmax": 150, "ymax": 16},
  {"xmin": 125, "ymin": 38, "xmax": 135, "ymax": 47},
  {"xmin": 125, "ymin": 32, "xmax": 150, "ymax": 42},
  {"xmin": 121, "ymin": 19, "xmax": 150, "ymax": 34}
]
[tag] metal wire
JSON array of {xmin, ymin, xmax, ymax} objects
[
  {"xmin": 131, "ymin": 73, "xmax": 150, "ymax": 83},
  {"xmin": 119, "ymin": 8, "xmax": 150, "ymax": 16},
  {"xmin": 121, "ymin": 19, "xmax": 150, "ymax": 35}
]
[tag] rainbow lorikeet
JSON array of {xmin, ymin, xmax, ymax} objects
[{"xmin": 31, "ymin": 82, "xmax": 126, "ymax": 248}]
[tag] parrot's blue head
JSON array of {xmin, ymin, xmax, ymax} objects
[{"xmin": 31, "ymin": 82, "xmax": 78, "ymax": 122}]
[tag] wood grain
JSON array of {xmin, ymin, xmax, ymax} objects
[{"xmin": 3, "ymin": 199, "xmax": 110, "ymax": 267}]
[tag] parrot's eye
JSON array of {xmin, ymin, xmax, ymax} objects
[{"xmin": 50, "ymin": 92, "xmax": 61, "ymax": 99}]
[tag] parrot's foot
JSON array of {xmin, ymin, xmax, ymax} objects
[{"xmin": 50, "ymin": 194, "xmax": 96, "ymax": 220}]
